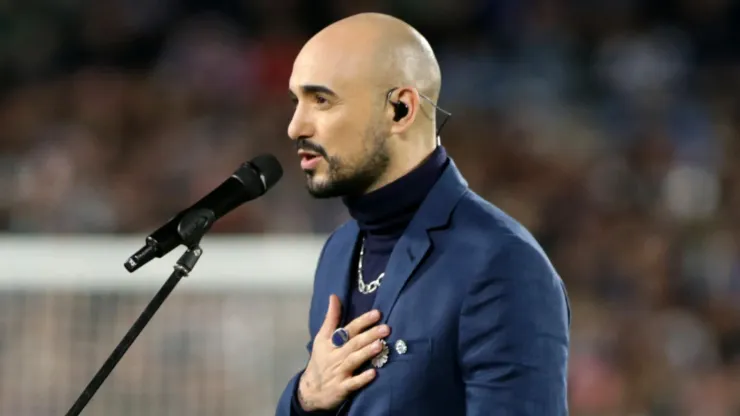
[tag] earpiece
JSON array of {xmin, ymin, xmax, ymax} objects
[
  {"xmin": 384, "ymin": 86, "xmax": 452, "ymax": 136},
  {"xmin": 391, "ymin": 100, "xmax": 408, "ymax": 122}
]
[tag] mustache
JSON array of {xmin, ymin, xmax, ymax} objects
[{"xmin": 295, "ymin": 139, "xmax": 328, "ymax": 158}]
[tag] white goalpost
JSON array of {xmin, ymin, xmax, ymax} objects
[
  {"xmin": 1, "ymin": 234, "xmax": 325, "ymax": 291},
  {"xmin": 0, "ymin": 234, "xmax": 325, "ymax": 416}
]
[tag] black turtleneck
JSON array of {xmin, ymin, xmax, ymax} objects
[{"xmin": 342, "ymin": 146, "xmax": 449, "ymax": 324}]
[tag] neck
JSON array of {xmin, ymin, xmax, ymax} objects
[
  {"xmin": 364, "ymin": 132, "xmax": 439, "ymax": 193},
  {"xmin": 343, "ymin": 145, "xmax": 448, "ymax": 236}
]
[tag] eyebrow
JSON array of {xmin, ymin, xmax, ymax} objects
[{"xmin": 289, "ymin": 84, "xmax": 338, "ymax": 100}]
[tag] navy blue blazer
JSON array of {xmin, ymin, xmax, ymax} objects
[{"xmin": 276, "ymin": 159, "xmax": 570, "ymax": 415}]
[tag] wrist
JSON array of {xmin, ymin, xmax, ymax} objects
[{"xmin": 297, "ymin": 373, "xmax": 318, "ymax": 412}]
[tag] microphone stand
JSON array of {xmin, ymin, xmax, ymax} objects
[{"xmin": 64, "ymin": 208, "xmax": 217, "ymax": 416}]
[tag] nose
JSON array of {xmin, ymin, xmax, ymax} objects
[{"xmin": 287, "ymin": 106, "xmax": 314, "ymax": 141}]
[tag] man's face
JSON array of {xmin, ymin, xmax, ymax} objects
[{"xmin": 287, "ymin": 45, "xmax": 392, "ymax": 198}]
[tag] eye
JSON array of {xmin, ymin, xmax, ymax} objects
[{"xmin": 315, "ymin": 95, "xmax": 328, "ymax": 105}]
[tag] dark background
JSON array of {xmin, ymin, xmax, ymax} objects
[{"xmin": 1, "ymin": 0, "xmax": 740, "ymax": 414}]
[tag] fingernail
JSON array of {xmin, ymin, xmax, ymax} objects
[
  {"xmin": 378, "ymin": 325, "xmax": 390, "ymax": 336},
  {"xmin": 371, "ymin": 310, "xmax": 380, "ymax": 319}
]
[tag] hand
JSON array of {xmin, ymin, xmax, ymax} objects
[{"xmin": 297, "ymin": 294, "xmax": 391, "ymax": 412}]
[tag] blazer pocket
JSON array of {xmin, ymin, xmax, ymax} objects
[{"xmin": 385, "ymin": 338, "xmax": 433, "ymax": 412}]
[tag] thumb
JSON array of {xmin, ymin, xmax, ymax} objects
[{"xmin": 319, "ymin": 294, "xmax": 342, "ymax": 337}]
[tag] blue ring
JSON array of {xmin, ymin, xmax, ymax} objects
[{"xmin": 331, "ymin": 328, "xmax": 350, "ymax": 348}]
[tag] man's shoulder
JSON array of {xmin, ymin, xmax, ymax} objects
[
  {"xmin": 324, "ymin": 220, "xmax": 357, "ymax": 242},
  {"xmin": 449, "ymin": 190, "xmax": 563, "ymax": 293},
  {"xmin": 442, "ymin": 189, "xmax": 558, "ymax": 279},
  {"xmin": 315, "ymin": 220, "xmax": 358, "ymax": 258},
  {"xmin": 451, "ymin": 189, "xmax": 542, "ymax": 250}
]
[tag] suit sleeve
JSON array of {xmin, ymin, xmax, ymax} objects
[
  {"xmin": 275, "ymin": 370, "xmax": 303, "ymax": 416},
  {"xmin": 275, "ymin": 235, "xmax": 337, "ymax": 416},
  {"xmin": 458, "ymin": 239, "xmax": 571, "ymax": 416}
]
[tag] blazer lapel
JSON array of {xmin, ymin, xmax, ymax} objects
[
  {"xmin": 372, "ymin": 225, "xmax": 431, "ymax": 324},
  {"xmin": 372, "ymin": 160, "xmax": 469, "ymax": 324},
  {"xmin": 324, "ymin": 221, "xmax": 360, "ymax": 326}
]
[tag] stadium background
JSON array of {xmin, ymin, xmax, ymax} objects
[{"xmin": 2, "ymin": 0, "xmax": 740, "ymax": 414}]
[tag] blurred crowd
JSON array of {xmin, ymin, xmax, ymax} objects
[{"xmin": 2, "ymin": 0, "xmax": 740, "ymax": 414}]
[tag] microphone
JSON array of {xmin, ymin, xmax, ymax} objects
[{"xmin": 124, "ymin": 154, "xmax": 283, "ymax": 273}]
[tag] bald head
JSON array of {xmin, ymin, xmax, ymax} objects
[
  {"xmin": 313, "ymin": 13, "xmax": 441, "ymax": 101},
  {"xmin": 288, "ymin": 13, "xmax": 443, "ymax": 198},
  {"xmin": 295, "ymin": 13, "xmax": 441, "ymax": 106}
]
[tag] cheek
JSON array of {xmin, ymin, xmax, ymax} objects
[{"xmin": 317, "ymin": 118, "xmax": 365, "ymax": 161}]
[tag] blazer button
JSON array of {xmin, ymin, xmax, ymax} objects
[{"xmin": 394, "ymin": 339, "xmax": 408, "ymax": 355}]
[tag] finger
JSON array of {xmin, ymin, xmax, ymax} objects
[
  {"xmin": 343, "ymin": 309, "xmax": 382, "ymax": 339},
  {"xmin": 340, "ymin": 368, "xmax": 376, "ymax": 392},
  {"xmin": 344, "ymin": 324, "xmax": 390, "ymax": 353},
  {"xmin": 318, "ymin": 294, "xmax": 342, "ymax": 337},
  {"xmin": 342, "ymin": 339, "xmax": 386, "ymax": 372}
]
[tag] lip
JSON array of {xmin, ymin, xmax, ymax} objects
[{"xmin": 298, "ymin": 150, "xmax": 322, "ymax": 170}]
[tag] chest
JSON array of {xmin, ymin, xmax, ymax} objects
[
  {"xmin": 318, "ymin": 248, "xmax": 475, "ymax": 414},
  {"xmin": 313, "ymin": 242, "xmax": 476, "ymax": 360}
]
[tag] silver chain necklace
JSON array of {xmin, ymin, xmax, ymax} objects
[{"xmin": 357, "ymin": 238, "xmax": 385, "ymax": 294}]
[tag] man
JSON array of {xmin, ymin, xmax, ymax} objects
[{"xmin": 276, "ymin": 12, "xmax": 570, "ymax": 416}]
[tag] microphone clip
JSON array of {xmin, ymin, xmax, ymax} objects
[
  {"xmin": 124, "ymin": 208, "xmax": 216, "ymax": 273},
  {"xmin": 171, "ymin": 208, "xmax": 215, "ymax": 276},
  {"xmin": 176, "ymin": 208, "xmax": 216, "ymax": 249}
]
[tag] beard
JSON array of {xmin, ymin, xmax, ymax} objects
[{"xmin": 305, "ymin": 121, "xmax": 391, "ymax": 199}]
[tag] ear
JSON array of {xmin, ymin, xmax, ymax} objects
[{"xmin": 388, "ymin": 87, "xmax": 420, "ymax": 134}]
